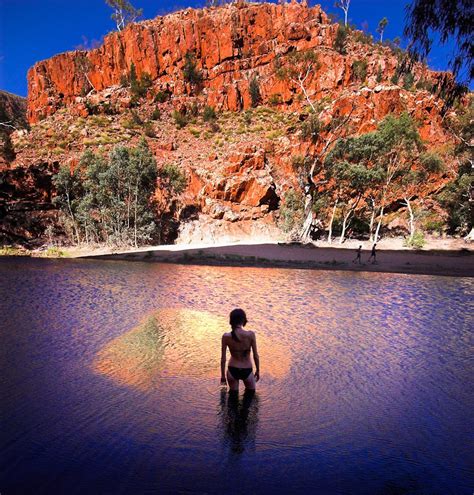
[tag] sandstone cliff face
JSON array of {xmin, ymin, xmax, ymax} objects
[
  {"xmin": 2, "ymin": 2, "xmax": 463, "ymax": 247},
  {"xmin": 0, "ymin": 91, "xmax": 28, "ymax": 167}
]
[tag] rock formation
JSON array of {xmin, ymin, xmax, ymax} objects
[{"xmin": 1, "ymin": 2, "xmax": 467, "ymax": 247}]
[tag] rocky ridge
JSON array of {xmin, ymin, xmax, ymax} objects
[{"xmin": 1, "ymin": 1, "xmax": 463, "ymax": 246}]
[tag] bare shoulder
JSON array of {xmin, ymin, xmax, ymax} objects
[
  {"xmin": 246, "ymin": 330, "xmax": 256, "ymax": 340},
  {"xmin": 222, "ymin": 332, "xmax": 231, "ymax": 340}
]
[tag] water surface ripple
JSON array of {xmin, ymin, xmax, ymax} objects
[{"xmin": 0, "ymin": 258, "xmax": 473, "ymax": 494}]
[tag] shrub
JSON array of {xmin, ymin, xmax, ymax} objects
[
  {"xmin": 172, "ymin": 110, "xmax": 189, "ymax": 129},
  {"xmin": 403, "ymin": 72, "xmax": 415, "ymax": 90},
  {"xmin": 279, "ymin": 189, "xmax": 305, "ymax": 233},
  {"xmin": 352, "ymin": 60, "xmax": 368, "ymax": 81},
  {"xmin": 151, "ymin": 108, "xmax": 161, "ymax": 121},
  {"xmin": 391, "ymin": 73, "xmax": 400, "ymax": 85},
  {"xmin": 189, "ymin": 101, "xmax": 199, "ymax": 117},
  {"xmin": 420, "ymin": 152, "xmax": 444, "ymax": 173},
  {"xmin": 130, "ymin": 109, "xmax": 142, "ymax": 125},
  {"xmin": 154, "ymin": 91, "xmax": 169, "ymax": 103},
  {"xmin": 249, "ymin": 76, "xmax": 261, "ymax": 107},
  {"xmin": 120, "ymin": 74, "xmax": 129, "ymax": 87},
  {"xmin": 143, "ymin": 121, "xmax": 156, "ymax": 138},
  {"xmin": 334, "ymin": 24, "xmax": 348, "ymax": 55},
  {"xmin": 291, "ymin": 154, "xmax": 312, "ymax": 173},
  {"xmin": 160, "ymin": 163, "xmax": 187, "ymax": 193},
  {"xmin": 203, "ymin": 105, "xmax": 217, "ymax": 122},
  {"xmin": 300, "ymin": 114, "xmax": 321, "ymax": 143},
  {"xmin": 268, "ymin": 94, "xmax": 282, "ymax": 106},
  {"xmin": 376, "ymin": 66, "xmax": 383, "ymax": 83},
  {"xmin": 404, "ymin": 231, "xmax": 425, "ymax": 249},
  {"xmin": 183, "ymin": 52, "xmax": 203, "ymax": 87}
]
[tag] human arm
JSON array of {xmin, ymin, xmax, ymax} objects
[
  {"xmin": 251, "ymin": 332, "xmax": 260, "ymax": 382},
  {"xmin": 220, "ymin": 335, "xmax": 227, "ymax": 385}
]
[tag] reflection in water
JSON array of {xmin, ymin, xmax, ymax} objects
[
  {"xmin": 93, "ymin": 308, "xmax": 291, "ymax": 390},
  {"xmin": 219, "ymin": 389, "xmax": 259, "ymax": 455}
]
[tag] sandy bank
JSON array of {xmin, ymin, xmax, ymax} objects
[{"xmin": 77, "ymin": 239, "xmax": 474, "ymax": 278}]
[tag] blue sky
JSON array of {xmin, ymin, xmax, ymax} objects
[{"xmin": 0, "ymin": 0, "xmax": 461, "ymax": 97}]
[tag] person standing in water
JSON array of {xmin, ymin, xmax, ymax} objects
[
  {"xmin": 221, "ymin": 308, "xmax": 260, "ymax": 392},
  {"xmin": 353, "ymin": 245, "xmax": 362, "ymax": 264},
  {"xmin": 368, "ymin": 243, "xmax": 377, "ymax": 264}
]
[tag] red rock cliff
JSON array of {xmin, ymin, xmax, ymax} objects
[{"xmin": 27, "ymin": 1, "xmax": 442, "ymax": 125}]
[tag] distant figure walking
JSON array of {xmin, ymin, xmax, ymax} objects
[
  {"xmin": 353, "ymin": 245, "xmax": 362, "ymax": 264},
  {"xmin": 221, "ymin": 308, "xmax": 260, "ymax": 393},
  {"xmin": 368, "ymin": 243, "xmax": 377, "ymax": 264}
]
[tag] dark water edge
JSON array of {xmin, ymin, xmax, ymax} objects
[{"xmin": 1, "ymin": 257, "xmax": 473, "ymax": 495}]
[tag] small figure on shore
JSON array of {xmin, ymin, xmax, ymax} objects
[
  {"xmin": 221, "ymin": 308, "xmax": 260, "ymax": 393},
  {"xmin": 368, "ymin": 243, "xmax": 377, "ymax": 264},
  {"xmin": 353, "ymin": 245, "xmax": 362, "ymax": 264}
]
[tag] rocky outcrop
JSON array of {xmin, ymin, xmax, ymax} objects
[
  {"xmin": 2, "ymin": 2, "xmax": 464, "ymax": 247},
  {"xmin": 0, "ymin": 91, "xmax": 28, "ymax": 166},
  {"xmin": 27, "ymin": 2, "xmax": 443, "ymax": 123}
]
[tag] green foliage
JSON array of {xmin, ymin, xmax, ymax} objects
[
  {"xmin": 391, "ymin": 72, "xmax": 400, "ymax": 85},
  {"xmin": 419, "ymin": 152, "xmax": 444, "ymax": 173},
  {"xmin": 130, "ymin": 63, "xmax": 153, "ymax": 98},
  {"xmin": 404, "ymin": 230, "xmax": 425, "ymax": 249},
  {"xmin": 300, "ymin": 114, "xmax": 321, "ymax": 143},
  {"xmin": 160, "ymin": 163, "xmax": 187, "ymax": 194},
  {"xmin": 203, "ymin": 105, "xmax": 217, "ymax": 122},
  {"xmin": 376, "ymin": 17, "xmax": 388, "ymax": 42},
  {"xmin": 437, "ymin": 161, "xmax": 473, "ymax": 235},
  {"xmin": 172, "ymin": 110, "xmax": 189, "ymax": 129},
  {"xmin": 268, "ymin": 94, "xmax": 282, "ymax": 106},
  {"xmin": 143, "ymin": 121, "xmax": 156, "ymax": 138},
  {"xmin": 352, "ymin": 60, "xmax": 368, "ymax": 81},
  {"xmin": 334, "ymin": 24, "xmax": 349, "ymax": 55},
  {"xmin": 249, "ymin": 76, "xmax": 261, "ymax": 108},
  {"xmin": 291, "ymin": 154, "xmax": 312, "ymax": 173},
  {"xmin": 279, "ymin": 189, "xmax": 305, "ymax": 233},
  {"xmin": 53, "ymin": 139, "xmax": 158, "ymax": 246},
  {"xmin": 105, "ymin": 0, "xmax": 142, "ymax": 31},
  {"xmin": 353, "ymin": 30, "xmax": 373, "ymax": 45},
  {"xmin": 376, "ymin": 66, "xmax": 383, "ymax": 83},
  {"xmin": 403, "ymin": 72, "xmax": 415, "ymax": 90},
  {"xmin": 405, "ymin": 0, "xmax": 473, "ymax": 80},
  {"xmin": 154, "ymin": 91, "xmax": 170, "ymax": 103},
  {"xmin": 151, "ymin": 108, "xmax": 161, "ymax": 120},
  {"xmin": 183, "ymin": 52, "xmax": 203, "ymax": 87}
]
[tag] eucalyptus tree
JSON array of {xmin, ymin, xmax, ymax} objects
[
  {"xmin": 335, "ymin": 0, "xmax": 351, "ymax": 27},
  {"xmin": 376, "ymin": 17, "xmax": 388, "ymax": 43},
  {"xmin": 105, "ymin": 0, "xmax": 143, "ymax": 31}
]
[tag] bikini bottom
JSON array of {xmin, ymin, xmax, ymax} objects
[{"xmin": 228, "ymin": 366, "xmax": 253, "ymax": 381}]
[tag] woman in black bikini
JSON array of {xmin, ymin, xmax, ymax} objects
[{"xmin": 220, "ymin": 308, "xmax": 260, "ymax": 391}]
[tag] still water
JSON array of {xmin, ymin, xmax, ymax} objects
[{"xmin": 0, "ymin": 258, "xmax": 473, "ymax": 494}]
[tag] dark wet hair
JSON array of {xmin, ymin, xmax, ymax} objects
[{"xmin": 229, "ymin": 308, "xmax": 247, "ymax": 342}]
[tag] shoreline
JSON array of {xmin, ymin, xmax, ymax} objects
[
  {"xmin": 77, "ymin": 240, "xmax": 474, "ymax": 278},
  {"xmin": 2, "ymin": 238, "xmax": 473, "ymax": 277}
]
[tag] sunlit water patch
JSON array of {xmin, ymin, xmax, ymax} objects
[
  {"xmin": 93, "ymin": 308, "xmax": 290, "ymax": 389},
  {"xmin": 0, "ymin": 258, "xmax": 473, "ymax": 495}
]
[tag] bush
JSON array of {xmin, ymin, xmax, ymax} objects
[
  {"xmin": 334, "ymin": 24, "xmax": 348, "ymax": 55},
  {"xmin": 391, "ymin": 73, "xmax": 400, "ymax": 85},
  {"xmin": 143, "ymin": 121, "xmax": 156, "ymax": 138},
  {"xmin": 291, "ymin": 154, "xmax": 312, "ymax": 173},
  {"xmin": 403, "ymin": 72, "xmax": 415, "ymax": 90},
  {"xmin": 160, "ymin": 163, "xmax": 187, "ymax": 193},
  {"xmin": 279, "ymin": 190, "xmax": 305, "ymax": 233},
  {"xmin": 404, "ymin": 231, "xmax": 425, "ymax": 249},
  {"xmin": 172, "ymin": 110, "xmax": 189, "ymax": 129},
  {"xmin": 129, "ymin": 62, "xmax": 153, "ymax": 99},
  {"xmin": 183, "ymin": 52, "xmax": 203, "ymax": 87},
  {"xmin": 352, "ymin": 60, "xmax": 368, "ymax": 81},
  {"xmin": 420, "ymin": 152, "xmax": 444, "ymax": 173},
  {"xmin": 300, "ymin": 114, "xmax": 321, "ymax": 143},
  {"xmin": 376, "ymin": 66, "xmax": 383, "ymax": 83},
  {"xmin": 151, "ymin": 108, "xmax": 161, "ymax": 120},
  {"xmin": 154, "ymin": 91, "xmax": 170, "ymax": 103},
  {"xmin": 268, "ymin": 94, "xmax": 282, "ymax": 106},
  {"xmin": 203, "ymin": 105, "xmax": 217, "ymax": 122},
  {"xmin": 249, "ymin": 76, "xmax": 261, "ymax": 108}
]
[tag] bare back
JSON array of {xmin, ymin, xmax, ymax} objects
[{"xmin": 222, "ymin": 329, "xmax": 255, "ymax": 368}]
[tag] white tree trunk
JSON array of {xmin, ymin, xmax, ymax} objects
[
  {"xmin": 339, "ymin": 209, "xmax": 352, "ymax": 244},
  {"xmin": 404, "ymin": 197, "xmax": 415, "ymax": 241},
  {"xmin": 368, "ymin": 199, "xmax": 376, "ymax": 242},
  {"xmin": 374, "ymin": 205, "xmax": 384, "ymax": 243},
  {"xmin": 328, "ymin": 200, "xmax": 338, "ymax": 244}
]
